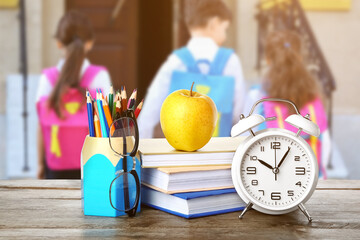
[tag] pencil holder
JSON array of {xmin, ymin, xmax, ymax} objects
[{"xmin": 81, "ymin": 135, "xmax": 141, "ymax": 217}]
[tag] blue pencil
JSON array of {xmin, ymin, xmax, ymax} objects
[
  {"xmin": 86, "ymin": 95, "xmax": 95, "ymax": 137},
  {"xmin": 96, "ymin": 90, "xmax": 108, "ymax": 138}
]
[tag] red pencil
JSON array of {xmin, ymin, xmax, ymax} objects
[
  {"xmin": 121, "ymin": 86, "xmax": 127, "ymax": 112},
  {"xmin": 134, "ymin": 99, "xmax": 143, "ymax": 119}
]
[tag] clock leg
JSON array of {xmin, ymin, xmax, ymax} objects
[
  {"xmin": 298, "ymin": 203, "xmax": 313, "ymax": 222},
  {"xmin": 239, "ymin": 202, "xmax": 253, "ymax": 219}
]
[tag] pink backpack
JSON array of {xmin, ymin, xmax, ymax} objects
[
  {"xmin": 37, "ymin": 65, "xmax": 105, "ymax": 170},
  {"xmin": 262, "ymin": 97, "xmax": 328, "ymax": 178}
]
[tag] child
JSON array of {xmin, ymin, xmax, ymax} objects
[
  {"xmin": 138, "ymin": 0, "xmax": 246, "ymax": 138},
  {"xmin": 244, "ymin": 31, "xmax": 330, "ymax": 179},
  {"xmin": 36, "ymin": 10, "xmax": 111, "ymax": 179}
]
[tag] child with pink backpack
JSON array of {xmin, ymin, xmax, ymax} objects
[
  {"xmin": 244, "ymin": 31, "xmax": 330, "ymax": 179},
  {"xmin": 36, "ymin": 11, "xmax": 111, "ymax": 179}
]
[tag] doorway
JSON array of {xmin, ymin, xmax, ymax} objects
[{"xmin": 66, "ymin": 0, "xmax": 174, "ymax": 102}]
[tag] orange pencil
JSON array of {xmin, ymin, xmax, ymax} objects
[
  {"xmin": 100, "ymin": 92, "xmax": 113, "ymax": 128},
  {"xmin": 134, "ymin": 99, "xmax": 143, "ymax": 119},
  {"xmin": 93, "ymin": 99, "xmax": 99, "ymax": 118},
  {"xmin": 94, "ymin": 114, "xmax": 101, "ymax": 137},
  {"xmin": 121, "ymin": 86, "xmax": 127, "ymax": 112}
]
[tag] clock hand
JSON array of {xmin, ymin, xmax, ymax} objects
[
  {"xmin": 274, "ymin": 147, "xmax": 277, "ymax": 181},
  {"xmin": 277, "ymin": 147, "xmax": 291, "ymax": 169},
  {"xmin": 257, "ymin": 159, "xmax": 273, "ymax": 170}
]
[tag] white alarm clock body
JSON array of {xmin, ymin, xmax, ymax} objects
[
  {"xmin": 232, "ymin": 128, "xmax": 318, "ymax": 215},
  {"xmin": 231, "ymin": 98, "xmax": 320, "ymax": 220}
]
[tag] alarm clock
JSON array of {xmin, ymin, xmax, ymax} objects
[{"xmin": 231, "ymin": 98, "xmax": 320, "ymax": 222}]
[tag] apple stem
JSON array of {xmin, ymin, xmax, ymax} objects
[{"xmin": 190, "ymin": 82, "xmax": 194, "ymax": 97}]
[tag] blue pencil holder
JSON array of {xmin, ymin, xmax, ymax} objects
[{"xmin": 81, "ymin": 135, "xmax": 141, "ymax": 217}]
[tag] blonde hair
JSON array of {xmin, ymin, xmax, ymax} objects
[{"xmin": 264, "ymin": 31, "xmax": 321, "ymax": 113}]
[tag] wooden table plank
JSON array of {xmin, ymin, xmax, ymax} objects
[
  {"xmin": 0, "ymin": 180, "xmax": 359, "ymax": 239},
  {"xmin": 1, "ymin": 179, "xmax": 359, "ymax": 190}
]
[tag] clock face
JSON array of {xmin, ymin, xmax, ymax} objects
[{"xmin": 235, "ymin": 130, "xmax": 318, "ymax": 212}]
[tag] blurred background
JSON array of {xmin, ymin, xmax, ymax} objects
[{"xmin": 0, "ymin": 0, "xmax": 358, "ymax": 179}]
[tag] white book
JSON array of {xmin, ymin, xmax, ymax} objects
[
  {"xmin": 142, "ymin": 166, "xmax": 234, "ymax": 194},
  {"xmin": 138, "ymin": 137, "xmax": 245, "ymax": 168}
]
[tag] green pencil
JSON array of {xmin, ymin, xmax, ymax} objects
[
  {"xmin": 109, "ymin": 85, "xmax": 114, "ymax": 116},
  {"xmin": 112, "ymin": 90, "xmax": 119, "ymax": 120}
]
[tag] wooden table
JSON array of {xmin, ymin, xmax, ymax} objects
[{"xmin": 0, "ymin": 180, "xmax": 359, "ymax": 239}]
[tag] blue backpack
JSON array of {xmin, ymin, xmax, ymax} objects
[{"xmin": 169, "ymin": 47, "xmax": 235, "ymax": 137}]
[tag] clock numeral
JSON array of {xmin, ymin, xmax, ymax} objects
[
  {"xmin": 251, "ymin": 180, "xmax": 258, "ymax": 186},
  {"xmin": 260, "ymin": 146, "xmax": 264, "ymax": 152},
  {"xmin": 296, "ymin": 181, "xmax": 302, "ymax": 187},
  {"xmin": 287, "ymin": 190, "xmax": 294, "ymax": 196},
  {"xmin": 246, "ymin": 167, "xmax": 256, "ymax": 175},
  {"xmin": 271, "ymin": 192, "xmax": 281, "ymax": 200},
  {"xmin": 250, "ymin": 156, "xmax": 257, "ymax": 161},
  {"xmin": 258, "ymin": 190, "xmax": 265, "ymax": 196},
  {"xmin": 294, "ymin": 156, "xmax": 300, "ymax": 161},
  {"xmin": 295, "ymin": 167, "xmax": 305, "ymax": 175},
  {"xmin": 271, "ymin": 142, "xmax": 281, "ymax": 150}
]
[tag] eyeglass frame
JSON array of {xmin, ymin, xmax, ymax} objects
[{"xmin": 108, "ymin": 109, "xmax": 140, "ymax": 217}]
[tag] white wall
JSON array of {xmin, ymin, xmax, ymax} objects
[
  {"xmin": 0, "ymin": 0, "xmax": 64, "ymax": 114},
  {"xmin": 306, "ymin": 3, "xmax": 360, "ymax": 114}
]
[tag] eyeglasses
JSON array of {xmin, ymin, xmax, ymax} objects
[{"xmin": 108, "ymin": 109, "xmax": 140, "ymax": 217}]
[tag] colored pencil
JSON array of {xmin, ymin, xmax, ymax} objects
[
  {"xmin": 112, "ymin": 94, "xmax": 117, "ymax": 120},
  {"xmin": 99, "ymin": 91, "xmax": 110, "ymax": 136},
  {"xmin": 86, "ymin": 96, "xmax": 95, "ymax": 137},
  {"xmin": 127, "ymin": 88, "xmax": 137, "ymax": 109},
  {"xmin": 94, "ymin": 114, "xmax": 101, "ymax": 137},
  {"xmin": 93, "ymin": 99, "xmax": 99, "ymax": 118},
  {"xmin": 86, "ymin": 86, "xmax": 140, "ymax": 138},
  {"xmin": 101, "ymin": 91, "xmax": 113, "ymax": 128},
  {"xmin": 121, "ymin": 86, "xmax": 127, "ymax": 112},
  {"xmin": 96, "ymin": 90, "xmax": 108, "ymax": 138},
  {"xmin": 115, "ymin": 98, "xmax": 122, "ymax": 120},
  {"xmin": 116, "ymin": 91, "xmax": 121, "ymax": 115},
  {"xmin": 109, "ymin": 85, "xmax": 114, "ymax": 116},
  {"xmin": 86, "ymin": 90, "xmax": 92, "ymax": 100},
  {"xmin": 134, "ymin": 99, "xmax": 143, "ymax": 119}
]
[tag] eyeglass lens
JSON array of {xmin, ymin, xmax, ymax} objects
[
  {"xmin": 109, "ymin": 171, "xmax": 138, "ymax": 212},
  {"xmin": 109, "ymin": 117, "xmax": 137, "ymax": 156}
]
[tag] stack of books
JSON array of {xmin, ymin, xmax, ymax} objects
[{"xmin": 138, "ymin": 137, "xmax": 246, "ymax": 218}]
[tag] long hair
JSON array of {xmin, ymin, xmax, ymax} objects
[
  {"xmin": 48, "ymin": 10, "xmax": 94, "ymax": 118},
  {"xmin": 264, "ymin": 31, "xmax": 321, "ymax": 113}
]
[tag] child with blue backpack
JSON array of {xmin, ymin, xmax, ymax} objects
[
  {"xmin": 36, "ymin": 11, "xmax": 111, "ymax": 179},
  {"xmin": 138, "ymin": 0, "xmax": 246, "ymax": 138}
]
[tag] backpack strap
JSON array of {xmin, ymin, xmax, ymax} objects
[
  {"xmin": 209, "ymin": 47, "xmax": 234, "ymax": 75},
  {"xmin": 80, "ymin": 65, "xmax": 107, "ymax": 88},
  {"xmin": 173, "ymin": 47, "xmax": 201, "ymax": 73},
  {"xmin": 42, "ymin": 67, "xmax": 59, "ymax": 87},
  {"xmin": 42, "ymin": 65, "xmax": 106, "ymax": 88}
]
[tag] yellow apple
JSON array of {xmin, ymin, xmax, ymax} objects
[{"xmin": 160, "ymin": 84, "xmax": 217, "ymax": 151}]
